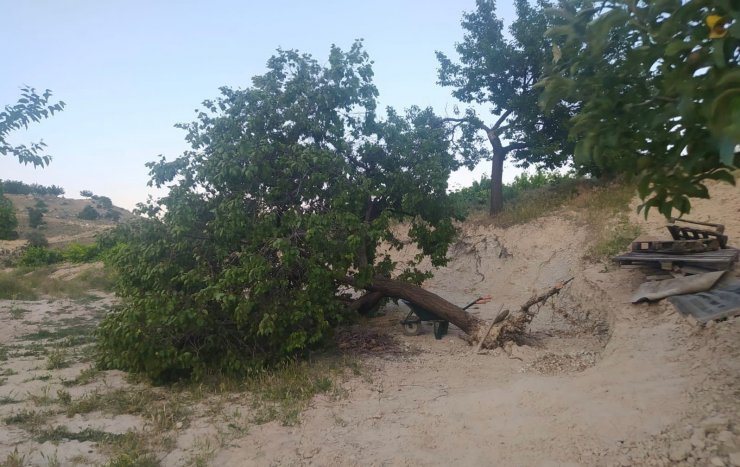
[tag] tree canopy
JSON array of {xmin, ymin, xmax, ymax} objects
[
  {"xmin": 539, "ymin": 0, "xmax": 739, "ymax": 217},
  {"xmin": 437, "ymin": 0, "xmax": 575, "ymax": 214},
  {"xmin": 98, "ymin": 42, "xmax": 468, "ymax": 380}
]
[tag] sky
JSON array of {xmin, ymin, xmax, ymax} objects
[{"xmin": 1, "ymin": 0, "xmax": 520, "ymax": 210}]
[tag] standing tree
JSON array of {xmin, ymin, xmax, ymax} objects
[
  {"xmin": 98, "ymin": 42, "xmax": 491, "ymax": 380},
  {"xmin": 539, "ymin": 1, "xmax": 739, "ymax": 217},
  {"xmin": 437, "ymin": 0, "xmax": 575, "ymax": 215}
]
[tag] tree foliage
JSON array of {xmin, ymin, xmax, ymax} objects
[
  {"xmin": 539, "ymin": 0, "xmax": 739, "ymax": 217},
  {"xmin": 437, "ymin": 0, "xmax": 575, "ymax": 214},
  {"xmin": 97, "ymin": 42, "xmax": 462, "ymax": 380},
  {"xmin": 1, "ymin": 87, "xmax": 65, "ymax": 168},
  {"xmin": 0, "ymin": 180, "xmax": 65, "ymax": 196},
  {"xmin": 77, "ymin": 205, "xmax": 100, "ymax": 220},
  {"xmin": 0, "ymin": 193, "xmax": 18, "ymax": 240}
]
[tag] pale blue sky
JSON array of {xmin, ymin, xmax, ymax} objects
[{"xmin": 1, "ymin": 0, "xmax": 518, "ymax": 210}]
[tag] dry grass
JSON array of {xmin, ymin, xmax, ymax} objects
[{"xmin": 0, "ymin": 264, "xmax": 115, "ymax": 300}]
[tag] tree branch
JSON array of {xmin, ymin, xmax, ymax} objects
[
  {"xmin": 493, "ymin": 109, "xmax": 514, "ymax": 130},
  {"xmin": 438, "ymin": 117, "xmax": 491, "ymax": 132},
  {"xmin": 503, "ymin": 142, "xmax": 527, "ymax": 153}
]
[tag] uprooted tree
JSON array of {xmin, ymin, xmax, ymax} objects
[{"xmin": 98, "ymin": 41, "xmax": 512, "ymax": 380}]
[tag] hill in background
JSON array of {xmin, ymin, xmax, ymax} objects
[{"xmin": 0, "ymin": 191, "xmax": 134, "ymax": 256}]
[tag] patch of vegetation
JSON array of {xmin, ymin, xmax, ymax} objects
[
  {"xmin": 0, "ymin": 193, "xmax": 19, "ymax": 240},
  {"xmin": 65, "ymin": 388, "xmax": 191, "ymax": 431},
  {"xmin": 452, "ymin": 171, "xmax": 585, "ymax": 226},
  {"xmin": 244, "ymin": 358, "xmax": 344, "ymax": 426},
  {"xmin": 0, "ymin": 265, "xmax": 115, "ymax": 299},
  {"xmin": 46, "ymin": 348, "xmax": 70, "ymax": 369},
  {"xmin": 1, "ymin": 448, "xmax": 26, "ymax": 467},
  {"xmin": 0, "ymin": 394, "xmax": 20, "ymax": 405},
  {"xmin": 61, "ymin": 367, "xmax": 100, "ymax": 387},
  {"xmin": 0, "ymin": 180, "xmax": 65, "ymax": 196},
  {"xmin": 102, "ymin": 432, "xmax": 159, "ymax": 467},
  {"xmin": 9, "ymin": 304, "xmax": 31, "ymax": 319},
  {"xmin": 588, "ymin": 216, "xmax": 642, "ymax": 260},
  {"xmin": 77, "ymin": 205, "xmax": 100, "ymax": 220},
  {"xmin": 22, "ymin": 322, "xmax": 95, "ymax": 343},
  {"xmin": 4, "ymin": 409, "xmax": 47, "ymax": 432},
  {"xmin": 18, "ymin": 246, "xmax": 64, "ymax": 267},
  {"xmin": 25, "ymin": 230, "xmax": 49, "ymax": 248},
  {"xmin": 35, "ymin": 426, "xmax": 124, "ymax": 444}
]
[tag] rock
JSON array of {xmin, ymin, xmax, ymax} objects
[
  {"xmin": 703, "ymin": 416, "xmax": 730, "ymax": 434},
  {"xmin": 669, "ymin": 440, "xmax": 692, "ymax": 462},
  {"xmin": 718, "ymin": 431, "xmax": 737, "ymax": 446},
  {"xmin": 710, "ymin": 457, "xmax": 726, "ymax": 466},
  {"xmin": 691, "ymin": 432, "xmax": 706, "ymax": 450},
  {"xmin": 729, "ymin": 452, "xmax": 740, "ymax": 467}
]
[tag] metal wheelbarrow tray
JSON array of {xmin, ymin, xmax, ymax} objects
[{"xmin": 400, "ymin": 295, "xmax": 491, "ymax": 340}]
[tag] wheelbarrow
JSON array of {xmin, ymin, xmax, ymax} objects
[{"xmin": 400, "ymin": 295, "xmax": 492, "ymax": 339}]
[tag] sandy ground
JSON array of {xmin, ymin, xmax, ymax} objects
[{"xmin": 1, "ymin": 182, "xmax": 739, "ymax": 466}]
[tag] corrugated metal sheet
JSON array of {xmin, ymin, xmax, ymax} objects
[{"xmin": 668, "ymin": 283, "xmax": 740, "ymax": 323}]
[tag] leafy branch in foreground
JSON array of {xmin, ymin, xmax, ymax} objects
[
  {"xmin": 1, "ymin": 87, "xmax": 65, "ymax": 168},
  {"xmin": 539, "ymin": 0, "xmax": 739, "ymax": 217}
]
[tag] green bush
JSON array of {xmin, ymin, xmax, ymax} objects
[
  {"xmin": 0, "ymin": 194, "xmax": 18, "ymax": 240},
  {"xmin": 26, "ymin": 206, "xmax": 45, "ymax": 228},
  {"xmin": 77, "ymin": 205, "xmax": 100, "ymax": 220},
  {"xmin": 19, "ymin": 247, "xmax": 63, "ymax": 267},
  {"xmin": 451, "ymin": 170, "xmax": 577, "ymax": 214},
  {"xmin": 26, "ymin": 231, "xmax": 49, "ymax": 248},
  {"xmin": 62, "ymin": 243, "xmax": 99, "ymax": 263},
  {"xmin": 0, "ymin": 180, "xmax": 65, "ymax": 196}
]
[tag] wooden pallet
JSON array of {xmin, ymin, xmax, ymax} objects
[{"xmin": 613, "ymin": 248, "xmax": 739, "ymax": 271}]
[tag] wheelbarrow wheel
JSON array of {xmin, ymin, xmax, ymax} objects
[{"xmin": 402, "ymin": 321, "xmax": 422, "ymax": 336}]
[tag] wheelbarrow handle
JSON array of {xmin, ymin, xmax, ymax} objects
[{"xmin": 462, "ymin": 295, "xmax": 493, "ymax": 310}]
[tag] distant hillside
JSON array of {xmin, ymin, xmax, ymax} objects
[{"xmin": 1, "ymin": 193, "xmax": 135, "ymax": 250}]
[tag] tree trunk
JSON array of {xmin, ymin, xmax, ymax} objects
[
  {"xmin": 365, "ymin": 277, "xmax": 485, "ymax": 335},
  {"xmin": 487, "ymin": 131, "xmax": 506, "ymax": 216},
  {"xmin": 349, "ymin": 291, "xmax": 385, "ymax": 315}
]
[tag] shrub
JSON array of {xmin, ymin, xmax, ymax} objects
[
  {"xmin": 0, "ymin": 195, "xmax": 18, "ymax": 240},
  {"xmin": 94, "ymin": 196, "xmax": 113, "ymax": 209},
  {"xmin": 77, "ymin": 205, "xmax": 99, "ymax": 220},
  {"xmin": 80, "ymin": 190, "xmax": 93, "ymax": 198},
  {"xmin": 26, "ymin": 231, "xmax": 49, "ymax": 248},
  {"xmin": 62, "ymin": 243, "xmax": 99, "ymax": 263},
  {"xmin": 26, "ymin": 207, "xmax": 45, "ymax": 228},
  {"xmin": 19, "ymin": 247, "xmax": 63, "ymax": 267}
]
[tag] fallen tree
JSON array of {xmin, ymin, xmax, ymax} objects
[{"xmin": 97, "ymin": 42, "xmax": 485, "ymax": 380}]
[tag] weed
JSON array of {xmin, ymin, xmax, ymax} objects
[
  {"xmin": 101, "ymin": 432, "xmax": 159, "ymax": 467},
  {"xmin": 39, "ymin": 450, "xmax": 60, "ymax": 467},
  {"xmin": 62, "ymin": 367, "xmax": 99, "ymax": 387},
  {"xmin": 0, "ymin": 393, "xmax": 20, "ymax": 405},
  {"xmin": 35, "ymin": 426, "xmax": 123, "ymax": 444},
  {"xmin": 56, "ymin": 388, "xmax": 72, "ymax": 405},
  {"xmin": 9, "ymin": 305, "xmax": 31, "ymax": 320},
  {"xmin": 0, "ymin": 264, "xmax": 115, "ymax": 300},
  {"xmin": 587, "ymin": 215, "xmax": 642, "ymax": 260},
  {"xmin": 4, "ymin": 408, "xmax": 46, "ymax": 432},
  {"xmin": 46, "ymin": 348, "xmax": 69, "ymax": 370},
  {"xmin": 27, "ymin": 385, "xmax": 55, "ymax": 406},
  {"xmin": 2, "ymin": 448, "xmax": 26, "ymax": 467},
  {"xmin": 0, "ymin": 345, "xmax": 7, "ymax": 361}
]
